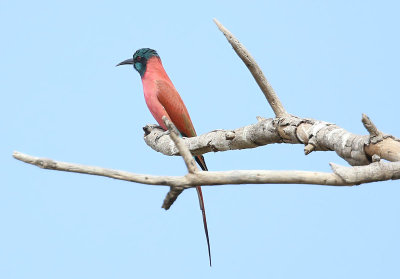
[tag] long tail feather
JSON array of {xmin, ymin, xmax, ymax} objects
[
  {"xmin": 196, "ymin": 186, "xmax": 212, "ymax": 266},
  {"xmin": 194, "ymin": 155, "xmax": 211, "ymax": 266}
]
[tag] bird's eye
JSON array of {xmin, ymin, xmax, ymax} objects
[{"xmin": 136, "ymin": 56, "xmax": 142, "ymax": 61}]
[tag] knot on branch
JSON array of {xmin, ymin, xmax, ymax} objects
[
  {"xmin": 225, "ymin": 131, "xmax": 236, "ymax": 140},
  {"xmin": 37, "ymin": 158, "xmax": 57, "ymax": 169},
  {"xmin": 362, "ymin": 114, "xmax": 400, "ymax": 162},
  {"xmin": 304, "ymin": 144, "xmax": 315, "ymax": 155},
  {"xmin": 372, "ymin": 154, "xmax": 381, "ymax": 162},
  {"xmin": 275, "ymin": 116, "xmax": 305, "ymax": 143}
]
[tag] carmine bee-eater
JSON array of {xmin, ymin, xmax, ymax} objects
[{"xmin": 117, "ymin": 48, "xmax": 211, "ymax": 266}]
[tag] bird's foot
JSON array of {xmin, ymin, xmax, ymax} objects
[{"xmin": 155, "ymin": 130, "xmax": 170, "ymax": 142}]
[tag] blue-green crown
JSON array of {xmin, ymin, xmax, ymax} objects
[{"xmin": 133, "ymin": 48, "xmax": 159, "ymax": 77}]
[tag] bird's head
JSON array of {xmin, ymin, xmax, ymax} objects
[{"xmin": 116, "ymin": 48, "xmax": 159, "ymax": 77}]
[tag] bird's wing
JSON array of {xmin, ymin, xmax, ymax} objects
[
  {"xmin": 155, "ymin": 79, "xmax": 208, "ymax": 171},
  {"xmin": 155, "ymin": 79, "xmax": 196, "ymax": 137}
]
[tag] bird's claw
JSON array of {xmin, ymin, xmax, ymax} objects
[{"xmin": 155, "ymin": 130, "xmax": 170, "ymax": 142}]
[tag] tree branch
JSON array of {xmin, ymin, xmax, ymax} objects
[
  {"xmin": 361, "ymin": 114, "xmax": 400, "ymax": 162},
  {"xmin": 143, "ymin": 20, "xmax": 400, "ymax": 167},
  {"xmin": 162, "ymin": 116, "xmax": 198, "ymax": 174},
  {"xmin": 362, "ymin": 113, "xmax": 381, "ymax": 138},
  {"xmin": 213, "ymin": 18, "xmax": 288, "ymax": 118},
  {"xmin": 144, "ymin": 115, "xmax": 375, "ymax": 166},
  {"xmin": 12, "ymin": 19, "xmax": 400, "ymax": 211},
  {"xmin": 13, "ymin": 151, "xmax": 400, "ymax": 188},
  {"xmin": 161, "ymin": 116, "xmax": 199, "ymax": 209}
]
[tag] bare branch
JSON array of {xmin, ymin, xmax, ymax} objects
[
  {"xmin": 161, "ymin": 117, "xmax": 199, "ymax": 209},
  {"xmin": 144, "ymin": 116, "xmax": 372, "ymax": 166},
  {"xmin": 144, "ymin": 117, "xmax": 282, "ymax": 156},
  {"xmin": 162, "ymin": 116, "xmax": 198, "ymax": 174},
  {"xmin": 162, "ymin": 186, "xmax": 184, "ymax": 210},
  {"xmin": 13, "ymin": 151, "xmax": 400, "ymax": 188},
  {"xmin": 213, "ymin": 18, "xmax": 288, "ymax": 118},
  {"xmin": 13, "ymin": 151, "xmax": 179, "ymax": 185},
  {"xmin": 330, "ymin": 161, "xmax": 400, "ymax": 184},
  {"xmin": 362, "ymin": 113, "xmax": 381, "ymax": 138},
  {"xmin": 367, "ymin": 139, "xmax": 400, "ymax": 162},
  {"xmin": 360, "ymin": 114, "xmax": 400, "ymax": 162}
]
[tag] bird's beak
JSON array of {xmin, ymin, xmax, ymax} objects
[{"xmin": 116, "ymin": 58, "xmax": 134, "ymax": 67}]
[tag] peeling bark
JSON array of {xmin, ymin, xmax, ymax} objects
[{"xmin": 144, "ymin": 116, "xmax": 372, "ymax": 166}]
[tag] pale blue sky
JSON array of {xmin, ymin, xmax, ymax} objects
[{"xmin": 1, "ymin": 0, "xmax": 400, "ymax": 278}]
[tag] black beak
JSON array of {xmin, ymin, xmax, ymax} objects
[{"xmin": 116, "ymin": 58, "xmax": 134, "ymax": 67}]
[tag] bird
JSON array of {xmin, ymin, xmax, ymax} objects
[{"xmin": 116, "ymin": 48, "xmax": 211, "ymax": 266}]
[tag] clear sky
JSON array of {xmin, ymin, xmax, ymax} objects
[{"xmin": 1, "ymin": 0, "xmax": 400, "ymax": 278}]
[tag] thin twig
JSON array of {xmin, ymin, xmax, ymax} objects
[
  {"xmin": 362, "ymin": 113, "xmax": 381, "ymax": 138},
  {"xmin": 213, "ymin": 18, "xmax": 288, "ymax": 117},
  {"xmin": 162, "ymin": 116, "xmax": 198, "ymax": 174},
  {"xmin": 13, "ymin": 151, "xmax": 175, "ymax": 185}
]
